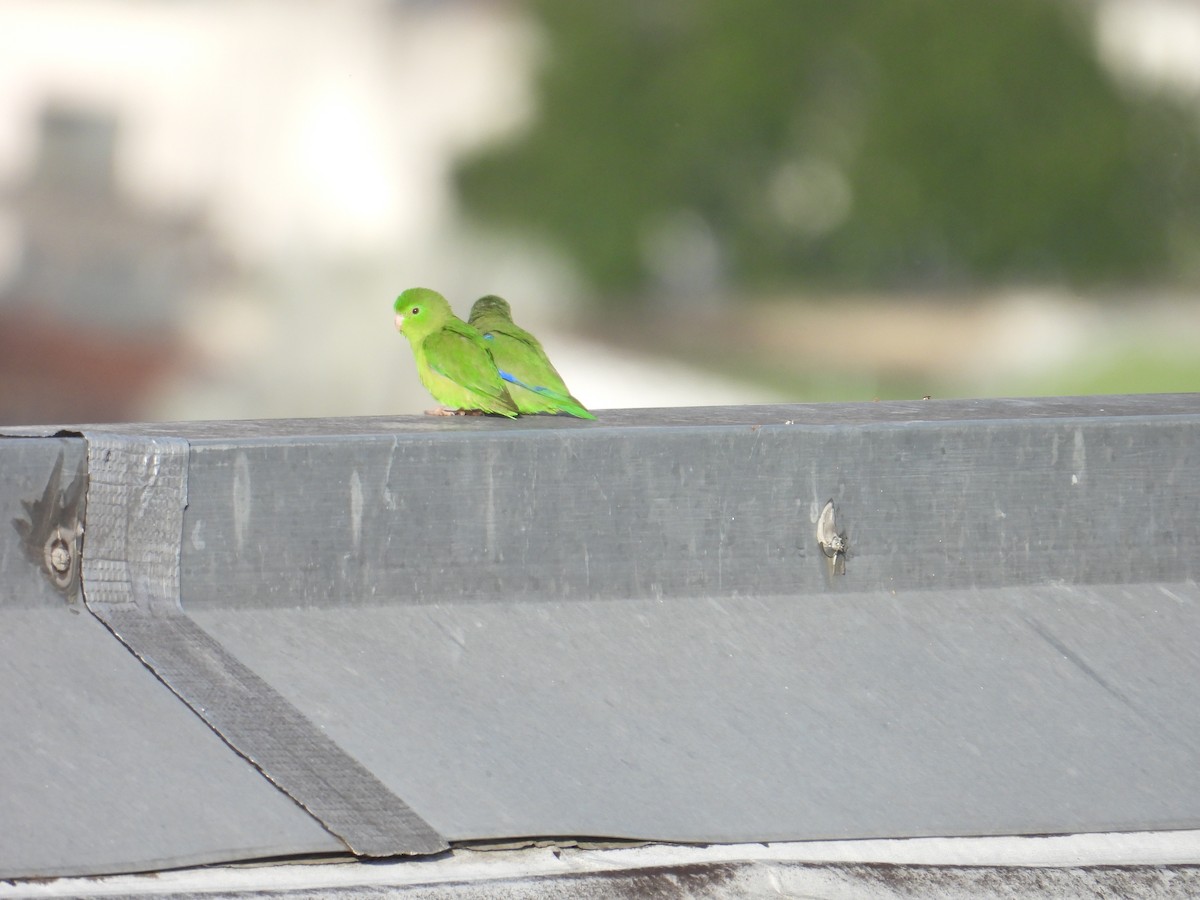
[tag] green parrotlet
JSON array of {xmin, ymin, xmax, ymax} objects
[
  {"xmin": 468, "ymin": 295, "xmax": 596, "ymax": 419},
  {"xmin": 394, "ymin": 287, "xmax": 519, "ymax": 417}
]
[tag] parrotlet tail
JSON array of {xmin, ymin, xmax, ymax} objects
[{"xmin": 498, "ymin": 370, "xmax": 597, "ymax": 420}]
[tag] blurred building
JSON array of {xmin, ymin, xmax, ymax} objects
[
  {"xmin": 0, "ymin": 104, "xmax": 223, "ymax": 424},
  {"xmin": 0, "ymin": 0, "xmax": 558, "ymax": 423}
]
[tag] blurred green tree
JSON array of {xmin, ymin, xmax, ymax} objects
[{"xmin": 456, "ymin": 0, "xmax": 1200, "ymax": 298}]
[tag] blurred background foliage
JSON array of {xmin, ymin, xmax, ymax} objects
[
  {"xmin": 2, "ymin": 0, "xmax": 1199, "ymax": 424},
  {"xmin": 458, "ymin": 0, "xmax": 1200, "ymax": 300}
]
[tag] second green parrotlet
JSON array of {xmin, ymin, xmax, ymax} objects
[
  {"xmin": 468, "ymin": 295, "xmax": 596, "ymax": 419},
  {"xmin": 394, "ymin": 287, "xmax": 519, "ymax": 417}
]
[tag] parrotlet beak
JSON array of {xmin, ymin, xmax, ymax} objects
[{"xmin": 394, "ymin": 313, "xmax": 404, "ymax": 331}]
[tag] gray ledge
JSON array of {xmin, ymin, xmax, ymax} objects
[{"xmin": 3, "ymin": 394, "xmax": 1200, "ymax": 882}]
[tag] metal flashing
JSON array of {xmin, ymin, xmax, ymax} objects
[
  {"xmin": 171, "ymin": 395, "xmax": 1200, "ymax": 843},
  {"xmin": 79, "ymin": 433, "xmax": 446, "ymax": 858},
  {"xmin": 0, "ymin": 437, "xmax": 342, "ymax": 880},
  {"xmin": 3, "ymin": 395, "xmax": 1200, "ymax": 880}
]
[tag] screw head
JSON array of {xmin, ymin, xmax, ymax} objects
[
  {"xmin": 43, "ymin": 527, "xmax": 76, "ymax": 589},
  {"xmin": 48, "ymin": 539, "xmax": 71, "ymax": 574},
  {"xmin": 816, "ymin": 498, "xmax": 848, "ymax": 576}
]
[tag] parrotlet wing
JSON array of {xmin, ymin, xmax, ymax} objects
[
  {"xmin": 476, "ymin": 320, "xmax": 596, "ymax": 419},
  {"xmin": 423, "ymin": 322, "xmax": 519, "ymax": 416}
]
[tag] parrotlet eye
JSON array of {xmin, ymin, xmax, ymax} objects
[{"xmin": 412, "ymin": 307, "xmax": 420, "ymax": 315}]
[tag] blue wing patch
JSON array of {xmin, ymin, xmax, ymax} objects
[{"xmin": 498, "ymin": 369, "xmax": 569, "ymax": 400}]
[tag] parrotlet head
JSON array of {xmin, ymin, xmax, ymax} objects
[
  {"xmin": 394, "ymin": 287, "xmax": 452, "ymax": 342},
  {"xmin": 468, "ymin": 294, "xmax": 513, "ymax": 323}
]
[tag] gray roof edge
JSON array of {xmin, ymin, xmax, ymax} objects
[
  {"xmin": 4, "ymin": 833, "xmax": 1200, "ymax": 899},
  {"xmin": 6, "ymin": 392, "xmax": 1200, "ymax": 442},
  {"xmin": 6, "ymin": 398, "xmax": 1200, "ymax": 879},
  {"xmin": 173, "ymin": 396, "xmax": 1200, "ymax": 604}
]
